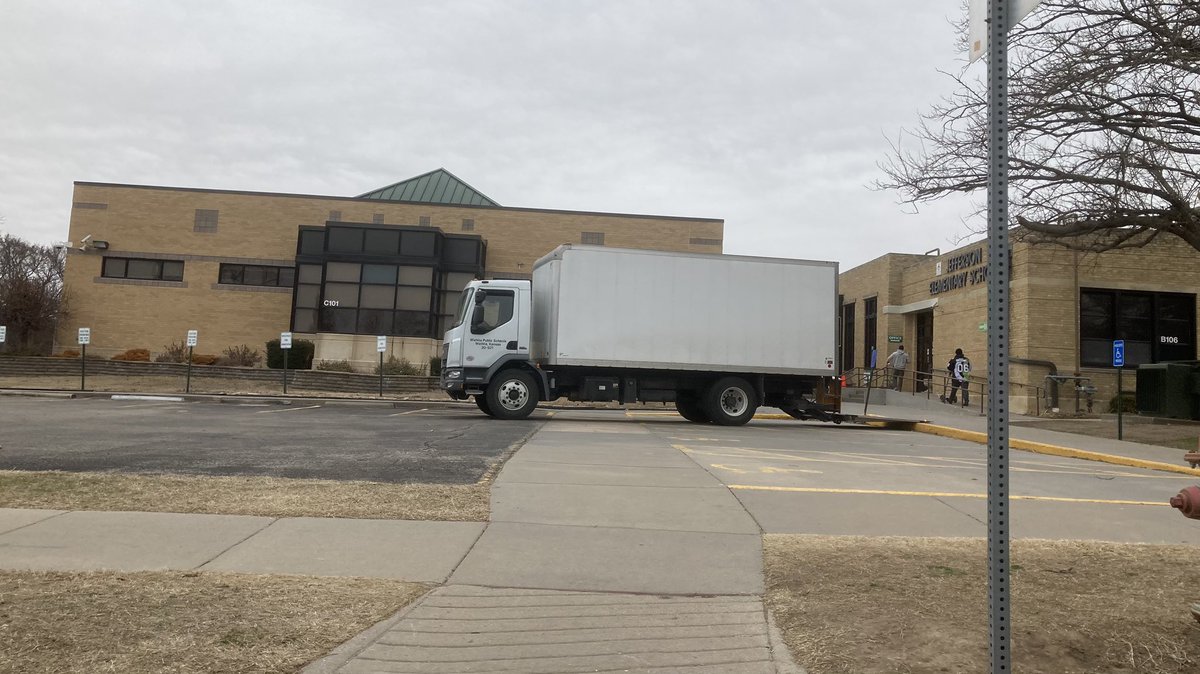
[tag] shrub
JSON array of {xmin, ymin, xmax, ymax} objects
[
  {"xmin": 1108, "ymin": 393, "xmax": 1137, "ymax": 414},
  {"xmin": 191, "ymin": 354, "xmax": 219, "ymax": 366},
  {"xmin": 265, "ymin": 338, "xmax": 315, "ymax": 370},
  {"xmin": 221, "ymin": 344, "xmax": 262, "ymax": 367},
  {"xmin": 428, "ymin": 356, "xmax": 442, "ymax": 377},
  {"xmin": 316, "ymin": 359, "xmax": 356, "ymax": 372},
  {"xmin": 374, "ymin": 355, "xmax": 425, "ymax": 376},
  {"xmin": 155, "ymin": 342, "xmax": 189, "ymax": 363},
  {"xmin": 111, "ymin": 348, "xmax": 151, "ymax": 362}
]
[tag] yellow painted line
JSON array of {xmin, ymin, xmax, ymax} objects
[
  {"xmin": 913, "ymin": 423, "xmax": 1200, "ymax": 478},
  {"xmin": 727, "ymin": 485, "xmax": 1170, "ymax": 507}
]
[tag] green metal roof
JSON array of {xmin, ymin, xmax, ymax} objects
[{"xmin": 357, "ymin": 168, "xmax": 499, "ymax": 206}]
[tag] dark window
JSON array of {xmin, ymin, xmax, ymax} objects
[
  {"xmin": 328, "ymin": 210, "xmax": 341, "ymax": 222},
  {"xmin": 841, "ymin": 301, "xmax": 855, "ymax": 371},
  {"xmin": 318, "ymin": 307, "xmax": 357, "ymax": 333},
  {"xmin": 293, "ymin": 308, "xmax": 317, "ymax": 333},
  {"xmin": 462, "ymin": 219, "xmax": 475, "ymax": 231},
  {"xmin": 581, "ymin": 232, "xmax": 605, "ymax": 245},
  {"xmin": 295, "ymin": 285, "xmax": 320, "ymax": 308},
  {"xmin": 102, "ymin": 257, "xmax": 185, "ymax": 282},
  {"xmin": 328, "ymin": 227, "xmax": 364, "ymax": 253},
  {"xmin": 863, "ymin": 297, "xmax": 878, "ymax": 367},
  {"xmin": 1080, "ymin": 289, "xmax": 1196, "ymax": 366},
  {"xmin": 401, "ymin": 231, "xmax": 436, "ymax": 257},
  {"xmin": 419, "ymin": 216, "xmax": 431, "ymax": 227},
  {"xmin": 372, "ymin": 213, "xmax": 385, "ymax": 224},
  {"xmin": 443, "ymin": 239, "xmax": 480, "ymax": 265},
  {"xmin": 364, "ymin": 229, "xmax": 400, "ymax": 255},
  {"xmin": 362, "ymin": 264, "xmax": 398, "ymax": 285},
  {"xmin": 357, "ymin": 309, "xmax": 391, "ymax": 334},
  {"xmin": 471, "ymin": 290, "xmax": 515, "ymax": 334},
  {"xmin": 298, "ymin": 264, "xmax": 322, "ymax": 284},
  {"xmin": 194, "ymin": 209, "xmax": 218, "ymax": 233},
  {"xmin": 219, "ymin": 264, "xmax": 295, "ymax": 287},
  {"xmin": 299, "ymin": 230, "xmax": 325, "ymax": 255},
  {"xmin": 395, "ymin": 310, "xmax": 431, "ymax": 337}
]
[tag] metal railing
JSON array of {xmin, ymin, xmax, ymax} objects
[{"xmin": 842, "ymin": 367, "xmax": 1046, "ymax": 416}]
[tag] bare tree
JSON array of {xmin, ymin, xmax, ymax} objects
[
  {"xmin": 0, "ymin": 232, "xmax": 67, "ymax": 354},
  {"xmin": 879, "ymin": 0, "xmax": 1200, "ymax": 252}
]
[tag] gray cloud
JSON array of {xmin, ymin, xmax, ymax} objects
[{"xmin": 1, "ymin": 0, "xmax": 979, "ymax": 269}]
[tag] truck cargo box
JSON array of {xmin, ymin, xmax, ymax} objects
[{"xmin": 531, "ymin": 245, "xmax": 837, "ymax": 375}]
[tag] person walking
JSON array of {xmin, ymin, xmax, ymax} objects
[
  {"xmin": 885, "ymin": 345, "xmax": 910, "ymax": 392},
  {"xmin": 943, "ymin": 348, "xmax": 971, "ymax": 406}
]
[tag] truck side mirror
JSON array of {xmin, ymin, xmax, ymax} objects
[
  {"xmin": 474, "ymin": 290, "xmax": 486, "ymax": 305},
  {"xmin": 471, "ymin": 305, "xmax": 486, "ymax": 331}
]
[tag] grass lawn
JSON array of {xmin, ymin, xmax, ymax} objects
[
  {"xmin": 0, "ymin": 570, "xmax": 426, "ymax": 673},
  {"xmin": 765, "ymin": 535, "xmax": 1200, "ymax": 674},
  {"xmin": 0, "ymin": 470, "xmax": 489, "ymax": 521}
]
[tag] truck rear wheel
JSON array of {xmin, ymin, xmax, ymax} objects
[
  {"xmin": 703, "ymin": 377, "xmax": 758, "ymax": 426},
  {"xmin": 674, "ymin": 396, "xmax": 710, "ymax": 423},
  {"xmin": 475, "ymin": 395, "xmax": 496, "ymax": 417},
  {"xmin": 485, "ymin": 369, "xmax": 539, "ymax": 420}
]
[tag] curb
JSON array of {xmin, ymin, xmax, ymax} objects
[
  {"xmin": 913, "ymin": 423, "xmax": 1200, "ymax": 477},
  {"xmin": 0, "ymin": 390, "xmax": 77, "ymax": 399}
]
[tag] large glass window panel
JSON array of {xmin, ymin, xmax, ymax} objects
[
  {"xmin": 474, "ymin": 290, "xmax": 514, "ymax": 333},
  {"xmin": 219, "ymin": 264, "xmax": 243, "ymax": 284},
  {"xmin": 299, "ymin": 230, "xmax": 325, "ymax": 255},
  {"xmin": 1158, "ymin": 294, "xmax": 1193, "ymax": 321},
  {"xmin": 400, "ymin": 231, "xmax": 436, "ymax": 257},
  {"xmin": 357, "ymin": 309, "xmax": 392, "ymax": 334},
  {"xmin": 161, "ymin": 261, "xmax": 184, "ymax": 281},
  {"xmin": 293, "ymin": 309, "xmax": 317, "ymax": 333},
  {"xmin": 323, "ymin": 283, "xmax": 359, "ymax": 307},
  {"xmin": 360, "ymin": 285, "xmax": 396, "ymax": 309},
  {"xmin": 279, "ymin": 267, "xmax": 296, "ymax": 287},
  {"xmin": 298, "ymin": 264, "xmax": 322, "ymax": 284},
  {"xmin": 362, "ymin": 264, "xmax": 398, "ymax": 285},
  {"xmin": 1081, "ymin": 339, "xmax": 1111, "ymax": 367},
  {"xmin": 1117, "ymin": 294, "xmax": 1153, "ymax": 341},
  {"xmin": 102, "ymin": 258, "xmax": 127, "ymax": 278},
  {"xmin": 127, "ymin": 259, "xmax": 161, "ymax": 280},
  {"xmin": 243, "ymin": 266, "xmax": 268, "ymax": 286},
  {"xmin": 328, "ymin": 227, "xmax": 364, "ymax": 253},
  {"xmin": 398, "ymin": 266, "xmax": 433, "ymax": 286},
  {"xmin": 1125, "ymin": 341, "xmax": 1152, "ymax": 366},
  {"xmin": 318, "ymin": 307, "xmax": 357, "ymax": 333},
  {"xmin": 394, "ymin": 310, "xmax": 431, "ymax": 337},
  {"xmin": 443, "ymin": 238, "xmax": 479, "ymax": 264},
  {"xmin": 295, "ymin": 284, "xmax": 320, "ymax": 308},
  {"xmin": 364, "ymin": 229, "xmax": 400, "ymax": 255},
  {"xmin": 325, "ymin": 262, "xmax": 360, "ymax": 282},
  {"xmin": 442, "ymin": 272, "xmax": 476, "ymax": 292},
  {"xmin": 396, "ymin": 287, "xmax": 432, "ymax": 311}
]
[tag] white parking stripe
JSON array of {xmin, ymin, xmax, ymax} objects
[
  {"xmin": 388, "ymin": 407, "xmax": 430, "ymax": 416},
  {"xmin": 253, "ymin": 400, "xmax": 321, "ymax": 412}
]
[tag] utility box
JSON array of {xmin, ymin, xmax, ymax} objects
[{"xmin": 1136, "ymin": 361, "xmax": 1200, "ymax": 420}]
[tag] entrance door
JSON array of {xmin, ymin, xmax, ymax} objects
[{"xmin": 915, "ymin": 311, "xmax": 934, "ymax": 392}]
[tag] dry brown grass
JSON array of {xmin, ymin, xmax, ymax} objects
[
  {"xmin": 0, "ymin": 569, "xmax": 427, "ymax": 674},
  {"xmin": 764, "ymin": 535, "xmax": 1200, "ymax": 674},
  {"xmin": 0, "ymin": 374, "xmax": 448, "ymax": 400},
  {"xmin": 0, "ymin": 470, "xmax": 489, "ymax": 521}
]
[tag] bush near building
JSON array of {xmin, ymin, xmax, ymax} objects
[
  {"xmin": 315, "ymin": 359, "xmax": 355, "ymax": 373},
  {"xmin": 375, "ymin": 355, "xmax": 424, "ymax": 376},
  {"xmin": 155, "ymin": 342, "xmax": 188, "ymax": 363},
  {"xmin": 220, "ymin": 344, "xmax": 262, "ymax": 367},
  {"xmin": 265, "ymin": 339, "xmax": 315, "ymax": 370}
]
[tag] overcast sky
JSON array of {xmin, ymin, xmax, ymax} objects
[{"xmin": 1, "ymin": 1, "xmax": 982, "ymax": 270}]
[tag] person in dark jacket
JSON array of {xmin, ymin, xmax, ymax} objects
[{"xmin": 944, "ymin": 348, "xmax": 971, "ymax": 406}]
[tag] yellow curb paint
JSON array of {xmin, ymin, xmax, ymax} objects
[
  {"xmin": 727, "ymin": 484, "xmax": 1169, "ymax": 507},
  {"xmin": 912, "ymin": 423, "xmax": 1200, "ymax": 478}
]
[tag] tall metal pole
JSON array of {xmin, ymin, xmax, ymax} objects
[
  {"xmin": 186, "ymin": 345, "xmax": 193, "ymax": 394},
  {"xmin": 283, "ymin": 350, "xmax": 289, "ymax": 395},
  {"xmin": 379, "ymin": 352, "xmax": 384, "ymax": 398},
  {"xmin": 80, "ymin": 344, "xmax": 87, "ymax": 391},
  {"xmin": 986, "ymin": 0, "xmax": 1012, "ymax": 671},
  {"xmin": 1117, "ymin": 368, "xmax": 1124, "ymax": 440}
]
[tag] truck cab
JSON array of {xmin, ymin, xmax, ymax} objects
[{"xmin": 441, "ymin": 279, "xmax": 543, "ymax": 418}]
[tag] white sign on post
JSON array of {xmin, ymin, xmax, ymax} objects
[
  {"xmin": 969, "ymin": 0, "xmax": 1044, "ymax": 62},
  {"xmin": 376, "ymin": 336, "xmax": 387, "ymax": 353},
  {"xmin": 0, "ymin": 325, "xmax": 6, "ymax": 343},
  {"xmin": 78, "ymin": 328, "xmax": 91, "ymax": 345},
  {"xmin": 186, "ymin": 330, "xmax": 198, "ymax": 347},
  {"xmin": 280, "ymin": 332, "xmax": 293, "ymax": 349}
]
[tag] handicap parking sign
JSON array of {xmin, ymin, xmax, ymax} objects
[{"xmin": 1113, "ymin": 340, "xmax": 1124, "ymax": 367}]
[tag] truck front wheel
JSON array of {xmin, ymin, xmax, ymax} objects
[
  {"xmin": 485, "ymin": 369, "xmax": 539, "ymax": 420},
  {"xmin": 475, "ymin": 395, "xmax": 496, "ymax": 417},
  {"xmin": 703, "ymin": 377, "xmax": 758, "ymax": 426}
]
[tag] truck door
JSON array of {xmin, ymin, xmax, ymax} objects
[{"xmin": 466, "ymin": 288, "xmax": 520, "ymax": 370}]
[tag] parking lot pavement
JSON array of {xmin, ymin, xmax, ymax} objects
[
  {"xmin": 622, "ymin": 415, "xmax": 1200, "ymax": 544},
  {"xmin": 0, "ymin": 397, "xmax": 544, "ymax": 484}
]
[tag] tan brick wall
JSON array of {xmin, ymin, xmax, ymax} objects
[
  {"xmin": 60, "ymin": 183, "xmax": 724, "ymax": 359},
  {"xmin": 841, "ymin": 235, "xmax": 1200, "ymax": 415}
]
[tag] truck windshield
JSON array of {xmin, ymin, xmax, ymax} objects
[{"xmin": 452, "ymin": 288, "xmax": 474, "ymax": 328}]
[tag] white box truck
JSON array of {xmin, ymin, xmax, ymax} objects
[{"xmin": 440, "ymin": 245, "xmax": 843, "ymax": 425}]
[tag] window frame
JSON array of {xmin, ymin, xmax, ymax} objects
[
  {"xmin": 218, "ymin": 263, "xmax": 296, "ymax": 288},
  {"xmin": 101, "ymin": 256, "xmax": 185, "ymax": 282}
]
